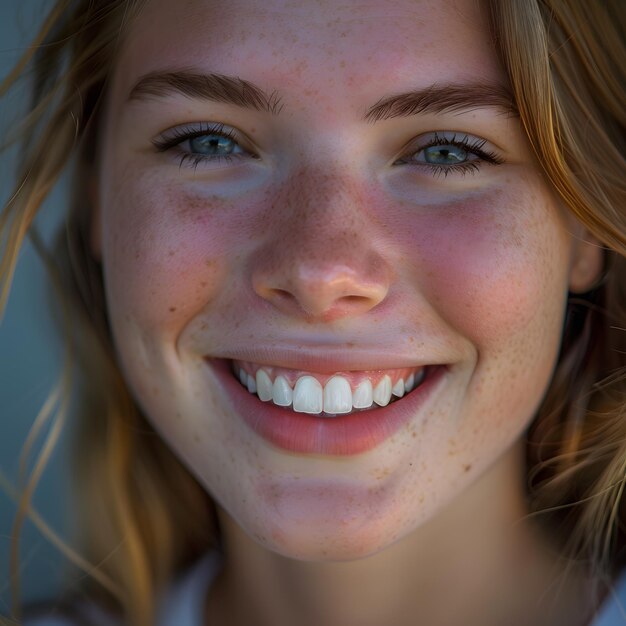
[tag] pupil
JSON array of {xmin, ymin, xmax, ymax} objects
[
  {"xmin": 190, "ymin": 134, "xmax": 233, "ymax": 155},
  {"xmin": 424, "ymin": 144, "xmax": 467, "ymax": 164}
]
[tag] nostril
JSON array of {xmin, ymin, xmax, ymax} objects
[
  {"xmin": 253, "ymin": 284, "xmax": 293, "ymax": 303},
  {"xmin": 269, "ymin": 288, "xmax": 297, "ymax": 307},
  {"xmin": 273, "ymin": 288, "xmax": 293, "ymax": 298},
  {"xmin": 252, "ymin": 264, "xmax": 391, "ymax": 320}
]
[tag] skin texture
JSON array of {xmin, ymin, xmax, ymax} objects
[{"xmin": 94, "ymin": 0, "xmax": 603, "ymax": 624}]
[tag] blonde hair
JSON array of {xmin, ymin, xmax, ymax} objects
[{"xmin": 0, "ymin": 1, "xmax": 624, "ymax": 624}]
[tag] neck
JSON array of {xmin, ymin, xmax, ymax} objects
[{"xmin": 206, "ymin": 442, "xmax": 597, "ymax": 626}]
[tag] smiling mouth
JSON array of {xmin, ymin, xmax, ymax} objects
[{"xmin": 229, "ymin": 359, "xmax": 430, "ymax": 417}]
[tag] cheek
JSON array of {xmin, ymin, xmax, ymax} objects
[
  {"xmin": 102, "ymin": 175, "xmax": 245, "ymax": 332},
  {"xmin": 390, "ymin": 188, "xmax": 568, "ymax": 349}
]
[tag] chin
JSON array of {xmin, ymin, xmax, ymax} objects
[{"xmin": 243, "ymin": 511, "xmax": 405, "ymax": 563}]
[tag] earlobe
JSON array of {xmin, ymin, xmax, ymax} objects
[{"xmin": 568, "ymin": 231, "xmax": 605, "ymax": 294}]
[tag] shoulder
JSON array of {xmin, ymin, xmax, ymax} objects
[
  {"xmin": 591, "ymin": 570, "xmax": 626, "ymax": 626},
  {"xmin": 156, "ymin": 550, "xmax": 221, "ymax": 626},
  {"xmin": 22, "ymin": 551, "xmax": 222, "ymax": 626}
]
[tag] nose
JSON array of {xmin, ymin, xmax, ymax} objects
[
  {"xmin": 250, "ymin": 166, "xmax": 393, "ymax": 322},
  {"xmin": 253, "ymin": 255, "xmax": 390, "ymax": 321}
]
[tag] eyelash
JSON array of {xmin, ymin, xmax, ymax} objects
[
  {"xmin": 152, "ymin": 122, "xmax": 252, "ymax": 170},
  {"xmin": 152, "ymin": 123, "xmax": 504, "ymax": 176},
  {"xmin": 396, "ymin": 131, "xmax": 504, "ymax": 177}
]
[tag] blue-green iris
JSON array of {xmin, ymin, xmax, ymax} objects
[
  {"xmin": 423, "ymin": 144, "xmax": 468, "ymax": 164},
  {"xmin": 189, "ymin": 134, "xmax": 238, "ymax": 156}
]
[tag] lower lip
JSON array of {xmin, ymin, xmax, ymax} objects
[{"xmin": 207, "ymin": 358, "xmax": 446, "ymax": 456}]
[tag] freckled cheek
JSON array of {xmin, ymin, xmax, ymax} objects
[
  {"xmin": 392, "ymin": 197, "xmax": 562, "ymax": 345},
  {"xmin": 102, "ymin": 189, "xmax": 240, "ymax": 330}
]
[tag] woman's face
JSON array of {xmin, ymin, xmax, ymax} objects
[{"xmin": 96, "ymin": 0, "xmax": 600, "ymax": 559}]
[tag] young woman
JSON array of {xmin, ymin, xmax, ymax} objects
[{"xmin": 1, "ymin": 0, "xmax": 624, "ymax": 625}]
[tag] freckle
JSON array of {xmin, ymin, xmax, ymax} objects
[
  {"xmin": 169, "ymin": 306, "xmax": 177, "ymax": 312},
  {"xmin": 168, "ymin": 250, "xmax": 175, "ymax": 257},
  {"xmin": 463, "ymin": 464, "xmax": 472, "ymax": 472}
]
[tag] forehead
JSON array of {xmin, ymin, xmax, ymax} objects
[{"xmin": 112, "ymin": 0, "xmax": 506, "ymax": 110}]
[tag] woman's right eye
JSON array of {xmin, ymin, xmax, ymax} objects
[{"xmin": 152, "ymin": 122, "xmax": 257, "ymax": 170}]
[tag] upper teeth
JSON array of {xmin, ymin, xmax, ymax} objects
[{"xmin": 235, "ymin": 365, "xmax": 425, "ymax": 416}]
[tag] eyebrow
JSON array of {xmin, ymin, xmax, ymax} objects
[
  {"xmin": 128, "ymin": 70, "xmax": 284, "ymax": 114},
  {"xmin": 128, "ymin": 69, "xmax": 518, "ymax": 121}
]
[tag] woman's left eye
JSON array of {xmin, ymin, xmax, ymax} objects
[
  {"xmin": 152, "ymin": 122, "xmax": 257, "ymax": 170},
  {"xmin": 396, "ymin": 131, "xmax": 504, "ymax": 177}
]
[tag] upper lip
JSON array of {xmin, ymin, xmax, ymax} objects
[{"xmin": 206, "ymin": 343, "xmax": 452, "ymax": 374}]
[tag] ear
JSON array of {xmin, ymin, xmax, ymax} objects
[
  {"xmin": 568, "ymin": 228, "xmax": 604, "ymax": 293},
  {"xmin": 88, "ymin": 174, "xmax": 102, "ymax": 261}
]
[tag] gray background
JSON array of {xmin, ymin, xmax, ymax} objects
[{"xmin": 0, "ymin": 0, "xmax": 77, "ymax": 613}]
